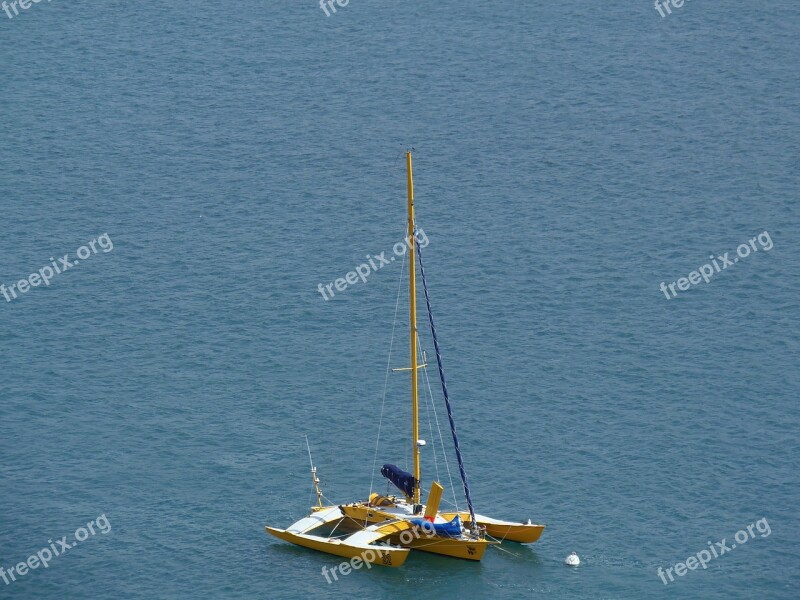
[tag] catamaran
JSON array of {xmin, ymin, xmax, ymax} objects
[{"xmin": 265, "ymin": 152, "xmax": 545, "ymax": 567}]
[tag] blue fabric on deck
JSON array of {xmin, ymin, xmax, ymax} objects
[{"xmin": 410, "ymin": 515, "xmax": 463, "ymax": 538}]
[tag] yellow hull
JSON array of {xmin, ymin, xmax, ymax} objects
[
  {"xmin": 340, "ymin": 504, "xmax": 494, "ymax": 561},
  {"xmin": 440, "ymin": 513, "xmax": 545, "ymax": 544},
  {"xmin": 340, "ymin": 502, "xmax": 544, "ymax": 546},
  {"xmin": 404, "ymin": 534, "xmax": 491, "ymax": 561},
  {"xmin": 265, "ymin": 526, "xmax": 409, "ymax": 568}
]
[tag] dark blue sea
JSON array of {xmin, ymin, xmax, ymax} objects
[{"xmin": 1, "ymin": 1, "xmax": 798, "ymax": 598}]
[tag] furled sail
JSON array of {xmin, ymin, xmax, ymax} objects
[{"xmin": 381, "ymin": 464, "xmax": 417, "ymax": 498}]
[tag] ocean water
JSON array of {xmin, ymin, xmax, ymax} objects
[{"xmin": 1, "ymin": 1, "xmax": 798, "ymax": 598}]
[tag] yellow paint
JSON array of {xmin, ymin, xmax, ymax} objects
[
  {"xmin": 339, "ymin": 502, "xmax": 495, "ymax": 561},
  {"xmin": 372, "ymin": 519, "xmax": 414, "ymax": 536},
  {"xmin": 264, "ymin": 526, "xmax": 409, "ymax": 568},
  {"xmin": 406, "ymin": 150, "xmax": 421, "ymax": 505},
  {"xmin": 368, "ymin": 493, "xmax": 396, "ymax": 507},
  {"xmin": 439, "ymin": 513, "xmax": 546, "ymax": 544},
  {"xmin": 403, "ymin": 535, "xmax": 492, "ymax": 561},
  {"xmin": 424, "ymin": 482, "xmax": 444, "ymax": 519},
  {"xmin": 340, "ymin": 502, "xmax": 390, "ymax": 524}
]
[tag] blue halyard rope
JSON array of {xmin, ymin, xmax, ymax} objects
[{"xmin": 415, "ymin": 233, "xmax": 478, "ymax": 533}]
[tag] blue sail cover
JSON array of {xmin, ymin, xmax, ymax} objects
[
  {"xmin": 410, "ymin": 515, "xmax": 463, "ymax": 538},
  {"xmin": 381, "ymin": 464, "xmax": 416, "ymax": 498}
]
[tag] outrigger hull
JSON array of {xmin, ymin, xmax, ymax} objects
[
  {"xmin": 340, "ymin": 501, "xmax": 543, "ymax": 547},
  {"xmin": 396, "ymin": 533, "xmax": 491, "ymax": 561},
  {"xmin": 439, "ymin": 512, "xmax": 545, "ymax": 544},
  {"xmin": 265, "ymin": 526, "xmax": 409, "ymax": 568},
  {"xmin": 265, "ymin": 506, "xmax": 411, "ymax": 568},
  {"xmin": 340, "ymin": 501, "xmax": 495, "ymax": 561}
]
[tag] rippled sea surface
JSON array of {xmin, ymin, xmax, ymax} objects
[{"xmin": 1, "ymin": 1, "xmax": 798, "ymax": 598}]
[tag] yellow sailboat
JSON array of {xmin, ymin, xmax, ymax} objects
[{"xmin": 265, "ymin": 152, "xmax": 545, "ymax": 567}]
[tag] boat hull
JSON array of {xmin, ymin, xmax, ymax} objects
[
  {"xmin": 265, "ymin": 526, "xmax": 409, "ymax": 568},
  {"xmin": 440, "ymin": 512, "xmax": 545, "ymax": 543},
  {"xmin": 403, "ymin": 534, "xmax": 491, "ymax": 561},
  {"xmin": 339, "ymin": 503, "xmax": 494, "ymax": 561}
]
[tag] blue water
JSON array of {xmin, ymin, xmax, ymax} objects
[{"xmin": 1, "ymin": 1, "xmax": 798, "ymax": 598}]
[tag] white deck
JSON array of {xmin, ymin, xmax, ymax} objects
[{"xmin": 286, "ymin": 506, "xmax": 344, "ymax": 533}]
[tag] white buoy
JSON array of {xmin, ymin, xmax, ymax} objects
[{"xmin": 565, "ymin": 551, "xmax": 580, "ymax": 566}]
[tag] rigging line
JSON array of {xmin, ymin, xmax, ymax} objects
[
  {"xmin": 403, "ymin": 234, "xmax": 412, "ymax": 474},
  {"xmin": 415, "ymin": 234, "xmax": 478, "ymax": 532},
  {"xmin": 304, "ymin": 435, "xmax": 314, "ymax": 470},
  {"xmin": 417, "ymin": 331, "xmax": 458, "ymax": 510},
  {"xmin": 416, "ymin": 335, "xmax": 440, "ymax": 485},
  {"xmin": 409, "ymin": 221, "xmax": 456, "ymax": 509},
  {"xmin": 369, "ymin": 244, "xmax": 407, "ymax": 496},
  {"xmin": 487, "ymin": 539, "xmax": 522, "ymax": 558},
  {"xmin": 316, "ymin": 491, "xmax": 373, "ymax": 532},
  {"xmin": 327, "ymin": 516, "xmax": 346, "ymax": 539},
  {"xmin": 494, "ymin": 515, "xmax": 514, "ymax": 544},
  {"xmin": 303, "ymin": 436, "xmax": 315, "ymax": 507},
  {"xmin": 483, "ymin": 520, "xmax": 513, "ymax": 546},
  {"xmin": 334, "ymin": 508, "xmax": 376, "ymax": 533}
]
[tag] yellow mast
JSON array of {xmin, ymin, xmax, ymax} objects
[{"xmin": 406, "ymin": 151, "xmax": 421, "ymax": 505}]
